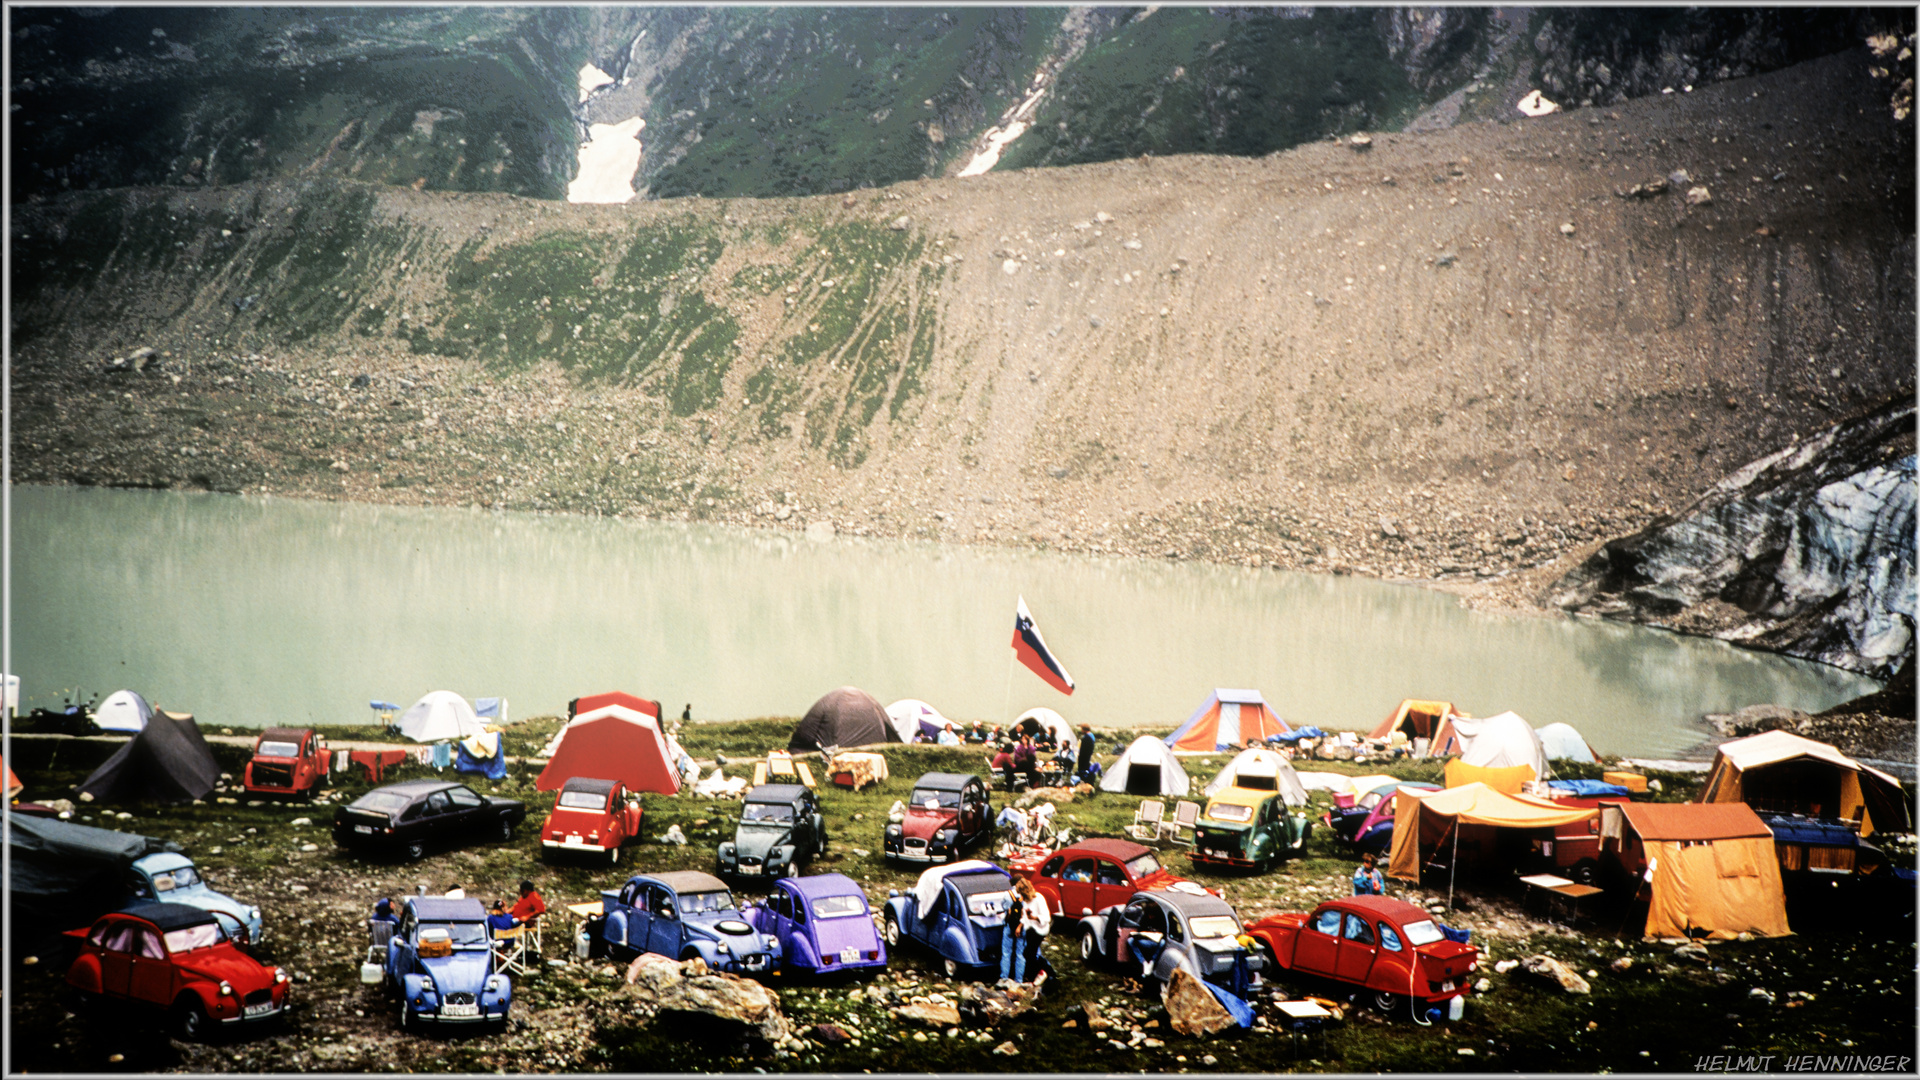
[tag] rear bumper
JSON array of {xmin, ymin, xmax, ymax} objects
[
  {"xmin": 1190, "ymin": 850, "xmax": 1258, "ymax": 868},
  {"xmin": 543, "ymin": 839, "xmax": 611, "ymax": 853}
]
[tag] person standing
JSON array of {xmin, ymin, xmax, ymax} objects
[
  {"xmin": 1351, "ymin": 853, "xmax": 1384, "ymax": 896},
  {"xmin": 1075, "ymin": 724, "xmax": 1098, "ymax": 783},
  {"xmin": 1015, "ymin": 877, "xmax": 1050, "ymax": 983},
  {"xmin": 998, "ymin": 882, "xmax": 1026, "ymax": 983}
]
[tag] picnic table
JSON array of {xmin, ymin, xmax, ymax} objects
[{"xmin": 1519, "ymin": 873, "xmax": 1603, "ymax": 925}]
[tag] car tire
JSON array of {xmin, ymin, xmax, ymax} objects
[
  {"xmin": 399, "ymin": 998, "xmax": 416, "ymax": 1032},
  {"xmin": 942, "ymin": 957, "xmax": 960, "ymax": 979},
  {"xmin": 608, "ymin": 845, "xmax": 622, "ymax": 867},
  {"xmin": 404, "ymin": 840, "xmax": 426, "ymax": 862},
  {"xmin": 883, "ymin": 913, "xmax": 901, "ymax": 948},
  {"xmin": 171, "ymin": 997, "xmax": 210, "ymax": 1041},
  {"xmin": 1372, "ymin": 990, "xmax": 1406, "ymax": 1017},
  {"xmin": 1570, "ymin": 859, "xmax": 1598, "ymax": 886},
  {"xmin": 1078, "ymin": 927, "xmax": 1099, "ymax": 966}
]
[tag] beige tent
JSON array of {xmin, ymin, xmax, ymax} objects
[
  {"xmin": 1387, "ymin": 782, "xmax": 1597, "ymax": 882},
  {"xmin": 1699, "ymin": 730, "xmax": 1908, "ymax": 837},
  {"xmin": 1603, "ymin": 802, "xmax": 1791, "ymax": 941}
]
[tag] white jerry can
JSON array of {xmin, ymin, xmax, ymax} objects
[
  {"xmin": 575, "ymin": 925, "xmax": 594, "ymax": 960},
  {"xmin": 1449, "ymin": 994, "xmax": 1465, "ymax": 1022},
  {"xmin": 359, "ymin": 947, "xmax": 385, "ymax": 986}
]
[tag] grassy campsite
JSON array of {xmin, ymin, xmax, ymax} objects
[{"xmin": 5, "ymin": 710, "xmax": 1915, "ymax": 1074}]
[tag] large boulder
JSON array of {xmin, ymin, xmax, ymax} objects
[
  {"xmin": 959, "ymin": 981, "xmax": 1040, "ymax": 1025},
  {"xmin": 1162, "ymin": 968, "xmax": 1235, "ymax": 1037},
  {"xmin": 1550, "ymin": 397, "xmax": 1915, "ymax": 679},
  {"xmin": 892, "ymin": 1000, "xmax": 961, "ymax": 1028},
  {"xmin": 621, "ymin": 952, "xmax": 790, "ymax": 1044}
]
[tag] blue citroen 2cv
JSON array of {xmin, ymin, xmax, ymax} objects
[{"xmin": 881, "ymin": 861, "xmax": 1014, "ymax": 979}]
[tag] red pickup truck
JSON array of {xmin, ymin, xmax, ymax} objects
[{"xmin": 243, "ymin": 727, "xmax": 329, "ymax": 797}]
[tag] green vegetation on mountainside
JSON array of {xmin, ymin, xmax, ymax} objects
[{"xmin": 1001, "ymin": 8, "xmax": 1426, "ymax": 171}]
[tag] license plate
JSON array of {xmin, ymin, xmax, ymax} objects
[
  {"xmin": 243, "ymin": 1002, "xmax": 277, "ymax": 1018},
  {"xmin": 564, "ymin": 835, "xmax": 583, "ymax": 846},
  {"xmin": 354, "ymin": 825, "xmax": 373, "ymax": 834},
  {"xmin": 1442, "ymin": 980, "xmax": 1457, "ymax": 993},
  {"xmin": 840, "ymin": 947, "xmax": 859, "ymax": 963},
  {"xmin": 441, "ymin": 1003, "xmax": 480, "ymax": 1017}
]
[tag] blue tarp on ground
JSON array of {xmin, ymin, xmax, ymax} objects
[
  {"xmin": 1204, "ymin": 981, "xmax": 1256, "ymax": 1028},
  {"xmin": 455, "ymin": 738, "xmax": 507, "ymax": 780},
  {"xmin": 1273, "ymin": 726, "xmax": 1327, "ymax": 744},
  {"xmin": 1547, "ymin": 779, "xmax": 1630, "ymax": 798}
]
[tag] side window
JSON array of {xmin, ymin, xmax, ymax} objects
[
  {"xmin": 1166, "ymin": 914, "xmax": 1185, "ymax": 943},
  {"xmin": 1064, "ymin": 859, "xmax": 1096, "ymax": 883},
  {"xmin": 619, "ymin": 882, "xmax": 640, "ymax": 908},
  {"xmin": 1121, "ymin": 900, "xmax": 1150, "ymax": 928},
  {"xmin": 1139, "ymin": 904, "xmax": 1168, "ymax": 935},
  {"xmin": 400, "ymin": 801, "xmax": 423, "ymax": 822},
  {"xmin": 1312, "ymin": 909, "xmax": 1343, "ymax": 936},
  {"xmin": 136, "ymin": 929, "xmax": 167, "ymax": 959},
  {"xmin": 1041, "ymin": 856, "xmax": 1064, "ymax": 877},
  {"xmin": 100, "ymin": 923, "xmax": 138, "ymax": 951},
  {"xmin": 425, "ymin": 791, "xmax": 453, "ymax": 815},
  {"xmin": 1096, "ymin": 860, "xmax": 1127, "ymax": 886},
  {"xmin": 792, "ymin": 894, "xmax": 807, "ymax": 924},
  {"xmin": 651, "ymin": 887, "xmax": 678, "ymax": 919},
  {"xmin": 1343, "ymin": 914, "xmax": 1375, "ymax": 945},
  {"xmin": 129, "ymin": 874, "xmax": 153, "ymax": 899},
  {"xmin": 400, "ymin": 911, "xmax": 417, "ymax": 939},
  {"xmin": 1379, "ymin": 924, "xmax": 1403, "ymax": 952},
  {"xmin": 448, "ymin": 787, "xmax": 483, "ymax": 808}
]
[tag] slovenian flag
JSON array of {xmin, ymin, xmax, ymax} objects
[{"xmin": 1012, "ymin": 596, "xmax": 1076, "ymax": 695}]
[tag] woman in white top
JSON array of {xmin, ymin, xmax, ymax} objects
[{"xmin": 1013, "ymin": 877, "xmax": 1050, "ymax": 982}]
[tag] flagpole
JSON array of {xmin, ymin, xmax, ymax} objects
[{"xmin": 1003, "ymin": 650, "xmax": 1015, "ymax": 726}]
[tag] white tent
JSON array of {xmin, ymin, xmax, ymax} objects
[
  {"xmin": 1536, "ymin": 722, "xmax": 1600, "ymax": 764},
  {"xmin": 1100, "ymin": 735, "xmax": 1191, "ymax": 797},
  {"xmin": 885, "ymin": 699, "xmax": 949, "ymax": 743},
  {"xmin": 94, "ymin": 689, "xmax": 154, "ymax": 734},
  {"xmin": 1201, "ymin": 747, "xmax": 1309, "ymax": 806},
  {"xmin": 1013, "ymin": 707, "xmax": 1074, "ymax": 747},
  {"xmin": 396, "ymin": 690, "xmax": 485, "ymax": 743},
  {"xmin": 1450, "ymin": 711, "xmax": 1550, "ymax": 779}
]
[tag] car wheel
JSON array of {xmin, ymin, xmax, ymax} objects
[
  {"xmin": 1078, "ymin": 927, "xmax": 1099, "ymax": 966},
  {"xmin": 171, "ymin": 997, "xmax": 210, "ymax": 1041},
  {"xmin": 607, "ymin": 844, "xmax": 622, "ymax": 867},
  {"xmin": 883, "ymin": 913, "xmax": 901, "ymax": 948},
  {"xmin": 942, "ymin": 957, "xmax": 960, "ymax": 979},
  {"xmin": 1372, "ymin": 990, "xmax": 1405, "ymax": 1017},
  {"xmin": 399, "ymin": 998, "xmax": 416, "ymax": 1032},
  {"xmin": 1570, "ymin": 859, "xmax": 1599, "ymax": 886},
  {"xmin": 404, "ymin": 840, "xmax": 426, "ymax": 862}
]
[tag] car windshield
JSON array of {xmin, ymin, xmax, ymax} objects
[
  {"xmin": 962, "ymin": 890, "xmax": 1012, "ymax": 918},
  {"xmin": 1188, "ymin": 914, "xmax": 1242, "ymax": 940},
  {"xmin": 1124, "ymin": 852, "xmax": 1163, "ymax": 879},
  {"xmin": 151, "ymin": 866, "xmax": 201, "ymax": 891},
  {"xmin": 742, "ymin": 802, "xmax": 795, "ymax": 823},
  {"xmin": 679, "ymin": 890, "xmax": 736, "ymax": 915},
  {"xmin": 257, "ymin": 740, "xmax": 301, "ymax": 758},
  {"xmin": 422, "ymin": 921, "xmax": 491, "ymax": 947},
  {"xmin": 162, "ymin": 922, "xmax": 227, "ymax": 953},
  {"xmin": 811, "ymin": 894, "xmax": 867, "ymax": 919},
  {"xmin": 1204, "ymin": 802, "xmax": 1254, "ymax": 823},
  {"xmin": 910, "ymin": 788, "xmax": 960, "ymax": 810},
  {"xmin": 352, "ymin": 791, "xmax": 412, "ymax": 814},
  {"xmin": 1401, "ymin": 919, "xmax": 1445, "ymax": 946},
  {"xmin": 558, "ymin": 790, "xmax": 608, "ymax": 810}
]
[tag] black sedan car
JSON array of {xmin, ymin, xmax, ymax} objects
[{"xmin": 333, "ymin": 780, "xmax": 526, "ymax": 861}]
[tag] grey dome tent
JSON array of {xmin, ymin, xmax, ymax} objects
[
  {"xmin": 789, "ymin": 686, "xmax": 899, "ymax": 752},
  {"xmin": 77, "ymin": 710, "xmax": 221, "ymax": 804}
]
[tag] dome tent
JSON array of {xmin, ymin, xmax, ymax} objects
[
  {"xmin": 1201, "ymin": 747, "xmax": 1308, "ymax": 805},
  {"xmin": 1012, "ymin": 707, "xmax": 1073, "ymax": 747},
  {"xmin": 885, "ymin": 699, "xmax": 949, "ymax": 743},
  {"xmin": 1450, "ymin": 711, "xmax": 1550, "ymax": 780},
  {"xmin": 789, "ymin": 686, "xmax": 898, "ymax": 752},
  {"xmin": 1536, "ymin": 722, "xmax": 1600, "ymax": 764},
  {"xmin": 396, "ymin": 690, "xmax": 485, "ymax": 743},
  {"xmin": 1164, "ymin": 689, "xmax": 1291, "ymax": 752},
  {"xmin": 1100, "ymin": 735, "xmax": 1191, "ymax": 797},
  {"xmin": 77, "ymin": 711, "xmax": 220, "ymax": 803},
  {"xmin": 537, "ymin": 700, "xmax": 682, "ymax": 795},
  {"xmin": 94, "ymin": 689, "xmax": 154, "ymax": 734}
]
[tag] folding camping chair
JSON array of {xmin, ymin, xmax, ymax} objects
[
  {"xmin": 1129, "ymin": 799, "xmax": 1169, "ymax": 843},
  {"xmin": 491, "ymin": 925, "xmax": 531, "ymax": 977},
  {"xmin": 1169, "ymin": 800, "xmax": 1202, "ymax": 847}
]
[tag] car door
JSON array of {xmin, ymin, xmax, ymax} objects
[
  {"xmin": 1117, "ymin": 898, "xmax": 1166, "ymax": 965},
  {"xmin": 615, "ymin": 880, "xmax": 649, "ymax": 950},
  {"xmin": 1336, "ymin": 912, "xmax": 1379, "ymax": 984},
  {"xmin": 960, "ymin": 781, "xmax": 985, "ymax": 838},
  {"xmin": 1295, "ymin": 907, "xmax": 1343, "ymax": 975},
  {"xmin": 646, "ymin": 885, "xmax": 682, "ymax": 958},
  {"xmin": 446, "ymin": 785, "xmax": 487, "ymax": 837},
  {"xmin": 95, "ymin": 919, "xmax": 138, "ymax": 997},
  {"xmin": 1093, "ymin": 857, "xmax": 1133, "ymax": 913},
  {"xmin": 128, "ymin": 926, "xmax": 174, "ymax": 1005},
  {"xmin": 392, "ymin": 907, "xmax": 419, "ymax": 974},
  {"xmin": 418, "ymin": 789, "xmax": 454, "ymax": 842},
  {"xmin": 1057, "ymin": 858, "xmax": 1098, "ymax": 919}
]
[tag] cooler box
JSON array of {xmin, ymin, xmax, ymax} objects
[
  {"xmin": 1333, "ymin": 792, "xmax": 1357, "ymax": 810},
  {"xmin": 1603, "ymin": 771, "xmax": 1648, "ymax": 792}
]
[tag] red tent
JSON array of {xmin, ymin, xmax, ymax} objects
[
  {"xmin": 537, "ymin": 702, "xmax": 680, "ymax": 795},
  {"xmin": 570, "ymin": 691, "xmax": 661, "ymax": 720},
  {"xmin": 3, "ymin": 754, "xmax": 21, "ymax": 801}
]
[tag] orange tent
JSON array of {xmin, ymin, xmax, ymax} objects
[
  {"xmin": 1165, "ymin": 689, "xmax": 1291, "ymax": 752},
  {"xmin": 1605, "ymin": 802, "xmax": 1791, "ymax": 940},
  {"xmin": 1368, "ymin": 699, "xmax": 1466, "ymax": 753},
  {"xmin": 1387, "ymin": 782, "xmax": 1597, "ymax": 882},
  {"xmin": 1443, "ymin": 759, "xmax": 1536, "ymax": 794},
  {"xmin": 536, "ymin": 702, "xmax": 681, "ymax": 795},
  {"xmin": 1699, "ymin": 730, "xmax": 1908, "ymax": 837},
  {"xmin": 3, "ymin": 755, "xmax": 21, "ymax": 800}
]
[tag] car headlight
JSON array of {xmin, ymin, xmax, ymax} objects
[
  {"xmin": 250, "ymin": 907, "xmax": 261, "ymax": 921},
  {"xmin": 486, "ymin": 975, "xmax": 503, "ymax": 993},
  {"xmin": 717, "ymin": 943, "xmax": 730, "ymax": 954},
  {"xmin": 274, "ymin": 967, "xmax": 290, "ymax": 984},
  {"xmin": 219, "ymin": 981, "xmax": 233, "ymax": 997},
  {"xmin": 420, "ymin": 976, "xmax": 434, "ymax": 992}
]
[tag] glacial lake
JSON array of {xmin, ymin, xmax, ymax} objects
[{"xmin": 11, "ymin": 485, "xmax": 1880, "ymax": 758}]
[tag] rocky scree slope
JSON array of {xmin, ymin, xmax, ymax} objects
[{"xmin": 9, "ymin": 51, "xmax": 1914, "ymax": 614}]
